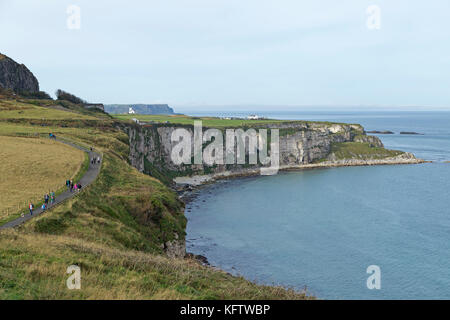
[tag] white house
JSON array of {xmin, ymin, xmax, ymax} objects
[
  {"xmin": 247, "ymin": 114, "xmax": 259, "ymax": 120},
  {"xmin": 128, "ymin": 107, "xmax": 136, "ymax": 114}
]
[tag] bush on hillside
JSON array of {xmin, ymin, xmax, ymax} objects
[
  {"xmin": 18, "ymin": 90, "xmax": 53, "ymax": 100},
  {"xmin": 56, "ymin": 89, "xmax": 86, "ymax": 104}
]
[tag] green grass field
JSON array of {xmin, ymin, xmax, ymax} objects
[{"xmin": 0, "ymin": 100, "xmax": 97, "ymax": 120}]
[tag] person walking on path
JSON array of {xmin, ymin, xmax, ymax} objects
[
  {"xmin": 70, "ymin": 180, "xmax": 74, "ymax": 192},
  {"xmin": 41, "ymin": 203, "xmax": 46, "ymax": 211},
  {"xmin": 29, "ymin": 202, "xmax": 34, "ymax": 216},
  {"xmin": 50, "ymin": 191, "xmax": 55, "ymax": 205},
  {"xmin": 44, "ymin": 193, "xmax": 49, "ymax": 206},
  {"xmin": 66, "ymin": 179, "xmax": 71, "ymax": 191}
]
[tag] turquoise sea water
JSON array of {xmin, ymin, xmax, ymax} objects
[{"xmin": 184, "ymin": 110, "xmax": 450, "ymax": 299}]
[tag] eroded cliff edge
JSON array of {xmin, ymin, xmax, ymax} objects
[{"xmin": 123, "ymin": 121, "xmax": 421, "ymax": 185}]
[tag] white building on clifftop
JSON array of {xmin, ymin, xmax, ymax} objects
[{"xmin": 128, "ymin": 107, "xmax": 136, "ymax": 114}]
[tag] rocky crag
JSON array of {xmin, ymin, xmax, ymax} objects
[{"xmin": 0, "ymin": 53, "xmax": 39, "ymax": 93}]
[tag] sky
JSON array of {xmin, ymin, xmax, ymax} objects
[{"xmin": 1, "ymin": 0, "xmax": 450, "ymax": 110}]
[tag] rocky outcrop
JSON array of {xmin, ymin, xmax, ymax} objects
[
  {"xmin": 164, "ymin": 233, "xmax": 186, "ymax": 258},
  {"xmin": 0, "ymin": 53, "xmax": 39, "ymax": 93},
  {"xmin": 353, "ymin": 134, "xmax": 384, "ymax": 147}
]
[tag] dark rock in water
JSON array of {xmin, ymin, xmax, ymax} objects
[
  {"xmin": 0, "ymin": 53, "xmax": 39, "ymax": 93},
  {"xmin": 185, "ymin": 252, "xmax": 209, "ymax": 265},
  {"xmin": 367, "ymin": 130, "xmax": 394, "ymax": 134},
  {"xmin": 400, "ymin": 131, "xmax": 423, "ymax": 135}
]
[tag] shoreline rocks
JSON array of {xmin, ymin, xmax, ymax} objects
[
  {"xmin": 175, "ymin": 154, "xmax": 427, "ymax": 187},
  {"xmin": 366, "ymin": 130, "xmax": 424, "ymax": 135}
]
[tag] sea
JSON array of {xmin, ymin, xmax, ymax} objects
[{"xmin": 183, "ymin": 109, "xmax": 450, "ymax": 299}]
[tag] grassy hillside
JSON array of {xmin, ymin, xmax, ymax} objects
[
  {"xmin": 330, "ymin": 142, "xmax": 404, "ymax": 160},
  {"xmin": 0, "ymin": 136, "xmax": 86, "ymax": 223},
  {"xmin": 0, "ymin": 98, "xmax": 310, "ymax": 300},
  {"xmin": 0, "ymin": 99, "xmax": 97, "ymax": 120}
]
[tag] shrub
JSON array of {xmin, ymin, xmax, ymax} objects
[
  {"xmin": 18, "ymin": 90, "xmax": 52, "ymax": 100},
  {"xmin": 55, "ymin": 89, "xmax": 86, "ymax": 104}
]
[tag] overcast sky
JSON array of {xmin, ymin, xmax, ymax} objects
[{"xmin": 1, "ymin": 0, "xmax": 450, "ymax": 110}]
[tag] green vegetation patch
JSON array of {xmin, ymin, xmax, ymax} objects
[{"xmin": 331, "ymin": 142, "xmax": 404, "ymax": 160}]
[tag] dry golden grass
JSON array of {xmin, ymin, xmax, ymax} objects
[
  {"xmin": 0, "ymin": 230, "xmax": 310, "ymax": 299},
  {"xmin": 0, "ymin": 136, "xmax": 85, "ymax": 220}
]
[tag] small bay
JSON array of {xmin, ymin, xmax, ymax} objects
[{"xmin": 185, "ymin": 110, "xmax": 450, "ymax": 299}]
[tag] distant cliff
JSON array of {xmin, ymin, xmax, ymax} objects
[
  {"xmin": 105, "ymin": 104, "xmax": 174, "ymax": 115},
  {"xmin": 0, "ymin": 53, "xmax": 39, "ymax": 93},
  {"xmin": 122, "ymin": 121, "xmax": 421, "ymax": 186}
]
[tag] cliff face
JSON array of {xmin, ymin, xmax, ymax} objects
[
  {"xmin": 122, "ymin": 121, "xmax": 417, "ymax": 185},
  {"xmin": 0, "ymin": 54, "xmax": 39, "ymax": 93}
]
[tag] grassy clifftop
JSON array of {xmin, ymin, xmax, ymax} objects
[
  {"xmin": 113, "ymin": 113, "xmax": 363, "ymax": 129},
  {"xmin": 0, "ymin": 98, "xmax": 309, "ymax": 299}
]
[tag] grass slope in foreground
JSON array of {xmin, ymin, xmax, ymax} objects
[{"xmin": 0, "ymin": 98, "xmax": 309, "ymax": 299}]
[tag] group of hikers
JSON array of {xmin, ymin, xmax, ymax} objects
[
  {"xmin": 66, "ymin": 179, "xmax": 82, "ymax": 193},
  {"xmin": 27, "ymin": 191, "xmax": 55, "ymax": 216},
  {"xmin": 26, "ymin": 179, "xmax": 84, "ymax": 216},
  {"xmin": 91, "ymin": 156, "xmax": 101, "ymax": 165}
]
